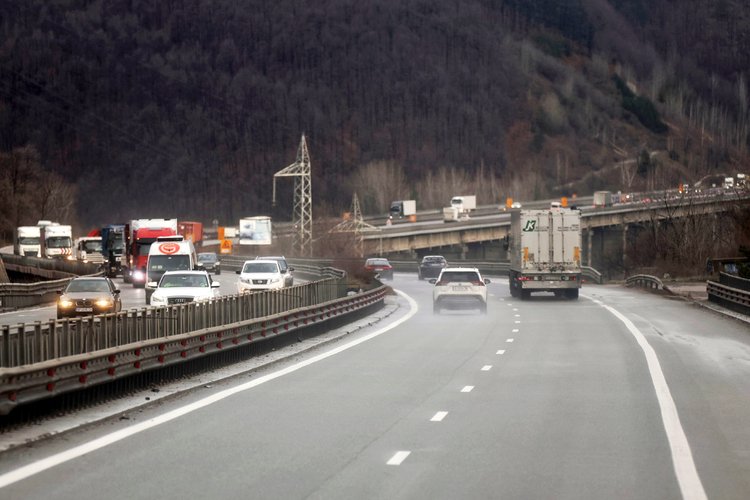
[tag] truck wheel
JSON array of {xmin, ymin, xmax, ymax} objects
[
  {"xmin": 521, "ymin": 290, "xmax": 531, "ymax": 300},
  {"xmin": 509, "ymin": 283, "xmax": 517, "ymax": 298},
  {"xmin": 133, "ymin": 281, "xmax": 145, "ymax": 289},
  {"xmin": 216, "ymin": 269, "xmax": 221, "ymax": 275},
  {"xmin": 566, "ymin": 289, "xmax": 579, "ymax": 300},
  {"xmin": 554, "ymin": 291, "xmax": 564, "ymax": 298}
]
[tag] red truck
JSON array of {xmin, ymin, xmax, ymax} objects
[
  {"xmin": 177, "ymin": 221, "xmax": 203, "ymax": 246},
  {"xmin": 125, "ymin": 219, "xmax": 178, "ymax": 287}
]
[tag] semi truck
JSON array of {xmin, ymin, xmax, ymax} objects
[
  {"xmin": 444, "ymin": 195, "xmax": 476, "ymax": 222},
  {"xmin": 39, "ymin": 223, "xmax": 74, "ymax": 259},
  {"xmin": 125, "ymin": 219, "xmax": 178, "ymax": 287},
  {"xmin": 504, "ymin": 209, "xmax": 582, "ymax": 300},
  {"xmin": 101, "ymin": 224, "xmax": 126, "ymax": 277},
  {"xmin": 593, "ymin": 191, "xmax": 613, "ymax": 207},
  {"xmin": 75, "ymin": 236, "xmax": 105, "ymax": 264},
  {"xmin": 14, "ymin": 226, "xmax": 41, "ymax": 257},
  {"xmin": 389, "ymin": 200, "xmax": 416, "ymax": 219},
  {"xmin": 177, "ymin": 221, "xmax": 203, "ymax": 244}
]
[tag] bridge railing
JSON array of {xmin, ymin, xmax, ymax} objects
[
  {"xmin": 626, "ymin": 275, "xmax": 664, "ymax": 290},
  {"xmin": 707, "ymin": 273, "xmax": 750, "ymax": 315}
]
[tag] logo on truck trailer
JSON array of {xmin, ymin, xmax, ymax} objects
[
  {"xmin": 159, "ymin": 243, "xmax": 179, "ymax": 254},
  {"xmin": 523, "ymin": 220, "xmax": 537, "ymax": 232}
]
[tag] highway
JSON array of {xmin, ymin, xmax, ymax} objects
[
  {"xmin": 0, "ymin": 272, "xmax": 242, "ymax": 327},
  {"xmin": 1, "ymin": 274, "xmax": 749, "ymax": 499}
]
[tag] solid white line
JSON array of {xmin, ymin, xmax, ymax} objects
[
  {"xmin": 506, "ymin": 339, "xmax": 514, "ymax": 342},
  {"xmin": 0, "ymin": 291, "xmax": 420, "ymax": 489},
  {"xmin": 496, "ymin": 350, "xmax": 505, "ymax": 355},
  {"xmin": 584, "ymin": 295, "xmax": 707, "ymax": 500},
  {"xmin": 431, "ymin": 411, "xmax": 448, "ymax": 422},
  {"xmin": 461, "ymin": 386, "xmax": 474, "ymax": 393},
  {"xmin": 387, "ymin": 451, "xmax": 411, "ymax": 465},
  {"xmin": 481, "ymin": 365, "xmax": 492, "ymax": 371},
  {"xmin": 512, "ymin": 329, "xmax": 518, "ymax": 332}
]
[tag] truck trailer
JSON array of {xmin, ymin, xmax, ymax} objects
[
  {"xmin": 102, "ymin": 224, "xmax": 126, "ymax": 277},
  {"xmin": 444, "ymin": 195, "xmax": 476, "ymax": 222},
  {"xmin": 505, "ymin": 209, "xmax": 582, "ymax": 300},
  {"xmin": 593, "ymin": 191, "xmax": 613, "ymax": 207}
]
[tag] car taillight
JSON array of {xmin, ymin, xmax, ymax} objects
[
  {"xmin": 383, "ymin": 266, "xmax": 392, "ymax": 269},
  {"xmin": 365, "ymin": 266, "xmax": 373, "ymax": 269},
  {"xmin": 436, "ymin": 281, "xmax": 449, "ymax": 286},
  {"xmin": 470, "ymin": 281, "xmax": 484, "ymax": 286}
]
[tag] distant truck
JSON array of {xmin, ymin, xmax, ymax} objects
[
  {"xmin": 101, "ymin": 224, "xmax": 126, "ymax": 278},
  {"xmin": 75, "ymin": 236, "xmax": 104, "ymax": 264},
  {"xmin": 178, "ymin": 221, "xmax": 203, "ymax": 244},
  {"xmin": 444, "ymin": 195, "xmax": 476, "ymax": 222},
  {"xmin": 736, "ymin": 173, "xmax": 746, "ymax": 188},
  {"xmin": 593, "ymin": 191, "xmax": 613, "ymax": 207},
  {"xmin": 14, "ymin": 226, "xmax": 41, "ymax": 257},
  {"xmin": 505, "ymin": 209, "xmax": 582, "ymax": 300},
  {"xmin": 724, "ymin": 177, "xmax": 735, "ymax": 189},
  {"xmin": 389, "ymin": 200, "xmax": 416, "ymax": 219},
  {"xmin": 38, "ymin": 223, "xmax": 73, "ymax": 259},
  {"xmin": 125, "ymin": 219, "xmax": 178, "ymax": 287}
]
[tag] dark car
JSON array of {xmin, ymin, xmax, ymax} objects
[
  {"xmin": 198, "ymin": 252, "xmax": 221, "ymax": 274},
  {"xmin": 418, "ymin": 255, "xmax": 448, "ymax": 280},
  {"xmin": 257, "ymin": 255, "xmax": 294, "ymax": 287},
  {"xmin": 365, "ymin": 258, "xmax": 393, "ymax": 280},
  {"xmin": 57, "ymin": 277, "xmax": 121, "ymax": 319}
]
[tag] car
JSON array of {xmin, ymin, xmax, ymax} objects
[
  {"xmin": 365, "ymin": 258, "xmax": 393, "ymax": 280},
  {"xmin": 430, "ymin": 268, "xmax": 490, "ymax": 315},
  {"xmin": 197, "ymin": 252, "xmax": 221, "ymax": 274},
  {"xmin": 150, "ymin": 271, "xmax": 220, "ymax": 307},
  {"xmin": 237, "ymin": 260, "xmax": 285, "ymax": 292},
  {"xmin": 550, "ymin": 201, "xmax": 563, "ymax": 210},
  {"xmin": 418, "ymin": 255, "xmax": 448, "ymax": 280},
  {"xmin": 57, "ymin": 277, "xmax": 122, "ymax": 319},
  {"xmin": 256, "ymin": 255, "xmax": 294, "ymax": 287},
  {"xmin": 511, "ymin": 202, "xmax": 522, "ymax": 208}
]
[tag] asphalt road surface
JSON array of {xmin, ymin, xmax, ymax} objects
[{"xmin": 1, "ymin": 274, "xmax": 749, "ymax": 499}]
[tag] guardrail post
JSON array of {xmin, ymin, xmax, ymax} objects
[
  {"xmin": 33, "ymin": 321, "xmax": 42, "ymax": 363},
  {"xmin": 1, "ymin": 325, "xmax": 9, "ymax": 368},
  {"xmin": 50, "ymin": 320, "xmax": 59, "ymax": 359},
  {"xmin": 17, "ymin": 324, "xmax": 26, "ymax": 366}
]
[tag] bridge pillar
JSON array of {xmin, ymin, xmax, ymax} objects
[
  {"xmin": 622, "ymin": 225, "xmax": 629, "ymax": 265},
  {"xmin": 459, "ymin": 244, "xmax": 468, "ymax": 260},
  {"xmin": 587, "ymin": 229, "xmax": 593, "ymax": 267}
]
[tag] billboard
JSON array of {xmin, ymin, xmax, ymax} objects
[{"xmin": 239, "ymin": 217, "xmax": 272, "ymax": 245}]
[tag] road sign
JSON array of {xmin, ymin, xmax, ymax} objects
[
  {"xmin": 343, "ymin": 212, "xmax": 351, "ymax": 220},
  {"xmin": 186, "ymin": 234, "xmax": 194, "ymax": 242},
  {"xmin": 561, "ymin": 197, "xmax": 568, "ymax": 207},
  {"xmin": 506, "ymin": 198, "xmax": 513, "ymax": 208},
  {"xmin": 409, "ymin": 214, "xmax": 417, "ymax": 222},
  {"xmin": 218, "ymin": 227, "xmax": 225, "ymax": 240},
  {"xmin": 220, "ymin": 239, "xmax": 232, "ymax": 254}
]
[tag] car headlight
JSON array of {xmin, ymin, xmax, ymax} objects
[
  {"xmin": 240, "ymin": 278, "xmax": 250, "ymax": 284},
  {"xmin": 95, "ymin": 300, "xmax": 111, "ymax": 306},
  {"xmin": 133, "ymin": 271, "xmax": 144, "ymax": 280},
  {"xmin": 270, "ymin": 278, "xmax": 279, "ymax": 284},
  {"xmin": 151, "ymin": 295, "xmax": 165, "ymax": 303},
  {"xmin": 60, "ymin": 300, "xmax": 74, "ymax": 307},
  {"xmin": 147, "ymin": 281, "xmax": 158, "ymax": 287}
]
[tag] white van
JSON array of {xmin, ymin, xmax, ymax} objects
[{"xmin": 144, "ymin": 236, "xmax": 197, "ymax": 304}]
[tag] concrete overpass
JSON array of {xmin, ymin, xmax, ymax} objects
[{"xmin": 364, "ymin": 193, "xmax": 748, "ymax": 267}]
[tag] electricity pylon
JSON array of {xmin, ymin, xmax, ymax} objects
[
  {"xmin": 273, "ymin": 135, "xmax": 313, "ymax": 257},
  {"xmin": 330, "ymin": 193, "xmax": 381, "ymax": 257}
]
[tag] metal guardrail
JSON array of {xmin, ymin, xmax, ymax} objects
[
  {"xmin": 0, "ymin": 284, "xmax": 386, "ymax": 415},
  {"xmin": 0, "ymin": 277, "xmax": 347, "ymax": 368},
  {"xmin": 626, "ymin": 275, "xmax": 664, "ymax": 290},
  {"xmin": 707, "ymin": 278, "xmax": 750, "ymax": 316}
]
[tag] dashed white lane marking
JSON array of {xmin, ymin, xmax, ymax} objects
[
  {"xmin": 431, "ymin": 411, "xmax": 448, "ymax": 422},
  {"xmin": 490, "ymin": 294, "xmax": 495, "ymax": 297},
  {"xmin": 585, "ymin": 295, "xmax": 707, "ymax": 500},
  {"xmin": 461, "ymin": 386, "xmax": 474, "ymax": 393},
  {"xmin": 512, "ymin": 329, "xmax": 519, "ymax": 332},
  {"xmin": 387, "ymin": 451, "xmax": 411, "ymax": 465},
  {"xmin": 481, "ymin": 365, "xmax": 492, "ymax": 371},
  {"xmin": 0, "ymin": 291, "xmax": 421, "ymax": 489},
  {"xmin": 514, "ymin": 314, "xmax": 520, "ymax": 317},
  {"xmin": 513, "ymin": 308, "xmax": 518, "ymax": 311},
  {"xmin": 506, "ymin": 304, "xmax": 513, "ymax": 307},
  {"xmin": 500, "ymin": 298, "xmax": 505, "ymax": 301},
  {"xmin": 515, "ymin": 321, "xmax": 520, "ymax": 324},
  {"xmin": 496, "ymin": 350, "xmax": 505, "ymax": 355},
  {"xmin": 506, "ymin": 339, "xmax": 514, "ymax": 342}
]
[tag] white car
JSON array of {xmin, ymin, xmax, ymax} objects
[
  {"xmin": 236, "ymin": 260, "xmax": 285, "ymax": 293},
  {"xmin": 150, "ymin": 271, "xmax": 220, "ymax": 307},
  {"xmin": 430, "ymin": 267, "xmax": 490, "ymax": 315}
]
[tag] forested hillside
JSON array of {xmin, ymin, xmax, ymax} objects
[{"xmin": 0, "ymin": 0, "xmax": 747, "ymax": 233}]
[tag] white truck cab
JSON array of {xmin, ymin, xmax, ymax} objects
[
  {"xmin": 40, "ymin": 223, "xmax": 74, "ymax": 259},
  {"xmin": 15, "ymin": 226, "xmax": 41, "ymax": 257}
]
